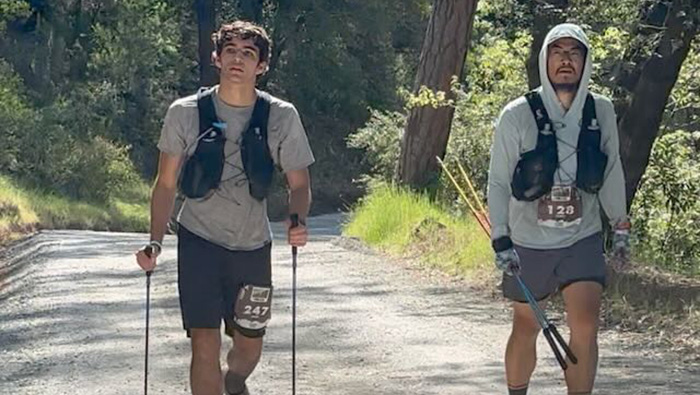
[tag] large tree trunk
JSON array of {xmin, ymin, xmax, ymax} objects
[
  {"xmin": 196, "ymin": 0, "xmax": 218, "ymax": 86},
  {"xmin": 397, "ymin": 0, "xmax": 479, "ymax": 189},
  {"xmin": 526, "ymin": 0, "xmax": 569, "ymax": 89},
  {"xmin": 617, "ymin": 0, "xmax": 699, "ymax": 208}
]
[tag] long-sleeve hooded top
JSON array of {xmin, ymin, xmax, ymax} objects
[{"xmin": 487, "ymin": 23, "xmax": 627, "ymax": 249}]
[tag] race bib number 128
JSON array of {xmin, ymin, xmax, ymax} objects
[{"xmin": 537, "ymin": 186, "xmax": 582, "ymax": 228}]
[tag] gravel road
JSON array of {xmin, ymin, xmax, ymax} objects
[{"xmin": 1, "ymin": 214, "xmax": 697, "ymax": 394}]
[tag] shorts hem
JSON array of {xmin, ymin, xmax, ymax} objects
[{"xmin": 559, "ymin": 276, "xmax": 606, "ymax": 291}]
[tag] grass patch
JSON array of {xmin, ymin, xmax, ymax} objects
[
  {"xmin": 343, "ymin": 183, "xmax": 492, "ymax": 275},
  {"xmin": 0, "ymin": 174, "xmax": 149, "ymax": 243}
]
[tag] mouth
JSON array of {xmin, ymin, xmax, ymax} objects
[
  {"xmin": 228, "ymin": 65, "xmax": 244, "ymax": 73},
  {"xmin": 557, "ymin": 68, "xmax": 574, "ymax": 75}
]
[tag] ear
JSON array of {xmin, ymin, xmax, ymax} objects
[
  {"xmin": 256, "ymin": 61, "xmax": 269, "ymax": 76},
  {"xmin": 211, "ymin": 50, "xmax": 221, "ymax": 69}
]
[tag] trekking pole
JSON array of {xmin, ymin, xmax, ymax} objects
[
  {"xmin": 514, "ymin": 273, "xmax": 577, "ymax": 370},
  {"xmin": 437, "ymin": 157, "xmax": 492, "ymax": 236},
  {"xmin": 144, "ymin": 270, "xmax": 152, "ymax": 395},
  {"xmin": 439, "ymin": 156, "xmax": 578, "ymax": 370},
  {"xmin": 456, "ymin": 161, "xmax": 491, "ymax": 229},
  {"xmin": 290, "ymin": 214, "xmax": 299, "ymax": 395}
]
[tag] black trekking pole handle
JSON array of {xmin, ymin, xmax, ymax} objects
[
  {"xmin": 290, "ymin": 214, "xmax": 299, "ymax": 395},
  {"xmin": 291, "ymin": 214, "xmax": 299, "ymax": 255}
]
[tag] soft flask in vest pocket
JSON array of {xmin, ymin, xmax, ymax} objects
[
  {"xmin": 241, "ymin": 125, "xmax": 274, "ymax": 201},
  {"xmin": 178, "ymin": 125, "xmax": 226, "ymax": 199},
  {"xmin": 576, "ymin": 118, "xmax": 607, "ymax": 194},
  {"xmin": 511, "ymin": 131, "xmax": 558, "ymax": 202},
  {"xmin": 240, "ymin": 91, "xmax": 274, "ymax": 202}
]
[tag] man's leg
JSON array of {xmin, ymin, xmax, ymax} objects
[
  {"xmin": 222, "ymin": 244, "xmax": 272, "ymax": 395},
  {"xmin": 562, "ymin": 281, "xmax": 603, "ymax": 394},
  {"xmin": 505, "ymin": 301, "xmax": 545, "ymax": 394},
  {"xmin": 224, "ymin": 329, "xmax": 263, "ymax": 394},
  {"xmin": 190, "ymin": 328, "xmax": 223, "ymax": 395}
]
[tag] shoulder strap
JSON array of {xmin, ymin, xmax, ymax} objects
[
  {"xmin": 197, "ymin": 87, "xmax": 218, "ymax": 135},
  {"xmin": 524, "ymin": 90, "xmax": 552, "ymax": 133},
  {"xmin": 582, "ymin": 93, "xmax": 598, "ymax": 131},
  {"xmin": 249, "ymin": 90, "xmax": 272, "ymax": 136}
]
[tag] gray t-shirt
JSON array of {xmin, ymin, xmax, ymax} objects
[{"xmin": 158, "ymin": 87, "xmax": 315, "ymax": 250}]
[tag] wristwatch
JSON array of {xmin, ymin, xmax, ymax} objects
[{"xmin": 145, "ymin": 240, "xmax": 162, "ymax": 257}]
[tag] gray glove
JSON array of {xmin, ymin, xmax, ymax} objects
[
  {"xmin": 612, "ymin": 229, "xmax": 630, "ymax": 258},
  {"xmin": 492, "ymin": 236, "xmax": 521, "ymax": 276},
  {"xmin": 611, "ymin": 227, "xmax": 631, "ymax": 270}
]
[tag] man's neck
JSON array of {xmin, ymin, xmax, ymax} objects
[
  {"xmin": 555, "ymin": 89, "xmax": 576, "ymax": 111},
  {"xmin": 217, "ymin": 80, "xmax": 257, "ymax": 107}
]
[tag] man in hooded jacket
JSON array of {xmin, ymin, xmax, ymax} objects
[{"xmin": 487, "ymin": 23, "xmax": 631, "ymax": 395}]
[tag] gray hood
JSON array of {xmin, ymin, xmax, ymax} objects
[{"xmin": 538, "ymin": 23, "xmax": 593, "ymax": 120}]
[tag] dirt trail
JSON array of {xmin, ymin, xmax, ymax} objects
[{"xmin": 0, "ymin": 214, "xmax": 697, "ymax": 394}]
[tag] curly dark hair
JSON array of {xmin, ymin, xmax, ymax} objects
[{"xmin": 211, "ymin": 21, "xmax": 272, "ymax": 63}]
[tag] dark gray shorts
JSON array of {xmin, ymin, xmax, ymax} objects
[
  {"xmin": 177, "ymin": 225, "xmax": 272, "ymax": 338},
  {"xmin": 502, "ymin": 232, "xmax": 606, "ymax": 302}
]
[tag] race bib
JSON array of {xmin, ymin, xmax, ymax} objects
[
  {"xmin": 537, "ymin": 185, "xmax": 582, "ymax": 228},
  {"xmin": 234, "ymin": 284, "xmax": 273, "ymax": 331}
]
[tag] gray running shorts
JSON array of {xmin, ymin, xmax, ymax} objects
[
  {"xmin": 502, "ymin": 232, "xmax": 606, "ymax": 302},
  {"xmin": 177, "ymin": 225, "xmax": 272, "ymax": 338}
]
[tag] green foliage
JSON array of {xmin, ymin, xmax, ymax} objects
[
  {"xmin": 15, "ymin": 116, "xmax": 141, "ymax": 203},
  {"xmin": 0, "ymin": 174, "xmax": 149, "ymax": 235},
  {"xmin": 632, "ymin": 131, "xmax": 700, "ymax": 274},
  {"xmin": 86, "ymin": 0, "xmax": 189, "ymax": 174},
  {"xmin": 0, "ymin": 60, "xmax": 141, "ymax": 203},
  {"xmin": 347, "ymin": 110, "xmax": 404, "ymax": 182},
  {"xmin": 0, "ymin": 59, "xmax": 32, "ymax": 173},
  {"xmin": 343, "ymin": 183, "xmax": 491, "ymax": 273},
  {"xmin": 0, "ymin": 0, "xmax": 29, "ymax": 31},
  {"xmin": 664, "ymin": 40, "xmax": 700, "ymax": 133}
]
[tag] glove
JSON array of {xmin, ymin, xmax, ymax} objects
[
  {"xmin": 492, "ymin": 236, "xmax": 521, "ymax": 276},
  {"xmin": 611, "ymin": 220, "xmax": 631, "ymax": 270}
]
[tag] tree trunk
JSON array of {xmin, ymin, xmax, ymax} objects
[
  {"xmin": 196, "ymin": 0, "xmax": 218, "ymax": 86},
  {"xmin": 617, "ymin": 0, "xmax": 699, "ymax": 208},
  {"xmin": 526, "ymin": 0, "xmax": 569, "ymax": 89},
  {"xmin": 397, "ymin": 0, "xmax": 479, "ymax": 189}
]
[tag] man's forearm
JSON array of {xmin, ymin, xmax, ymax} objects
[
  {"xmin": 150, "ymin": 183, "xmax": 177, "ymax": 243},
  {"xmin": 288, "ymin": 186, "xmax": 311, "ymax": 221}
]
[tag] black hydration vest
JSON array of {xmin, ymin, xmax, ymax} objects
[
  {"xmin": 178, "ymin": 87, "xmax": 274, "ymax": 201},
  {"xmin": 510, "ymin": 90, "xmax": 607, "ymax": 201}
]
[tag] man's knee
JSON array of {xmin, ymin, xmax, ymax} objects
[
  {"xmin": 568, "ymin": 314, "xmax": 599, "ymax": 341},
  {"xmin": 511, "ymin": 303, "xmax": 541, "ymax": 339},
  {"xmin": 190, "ymin": 328, "xmax": 222, "ymax": 361},
  {"xmin": 232, "ymin": 331, "xmax": 263, "ymax": 357}
]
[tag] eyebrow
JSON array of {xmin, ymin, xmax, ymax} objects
[{"xmin": 223, "ymin": 42, "xmax": 259, "ymax": 52}]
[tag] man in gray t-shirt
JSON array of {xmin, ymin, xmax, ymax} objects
[{"xmin": 136, "ymin": 21, "xmax": 314, "ymax": 395}]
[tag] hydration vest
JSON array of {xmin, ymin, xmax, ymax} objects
[
  {"xmin": 178, "ymin": 87, "xmax": 274, "ymax": 201},
  {"xmin": 510, "ymin": 90, "xmax": 607, "ymax": 201}
]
